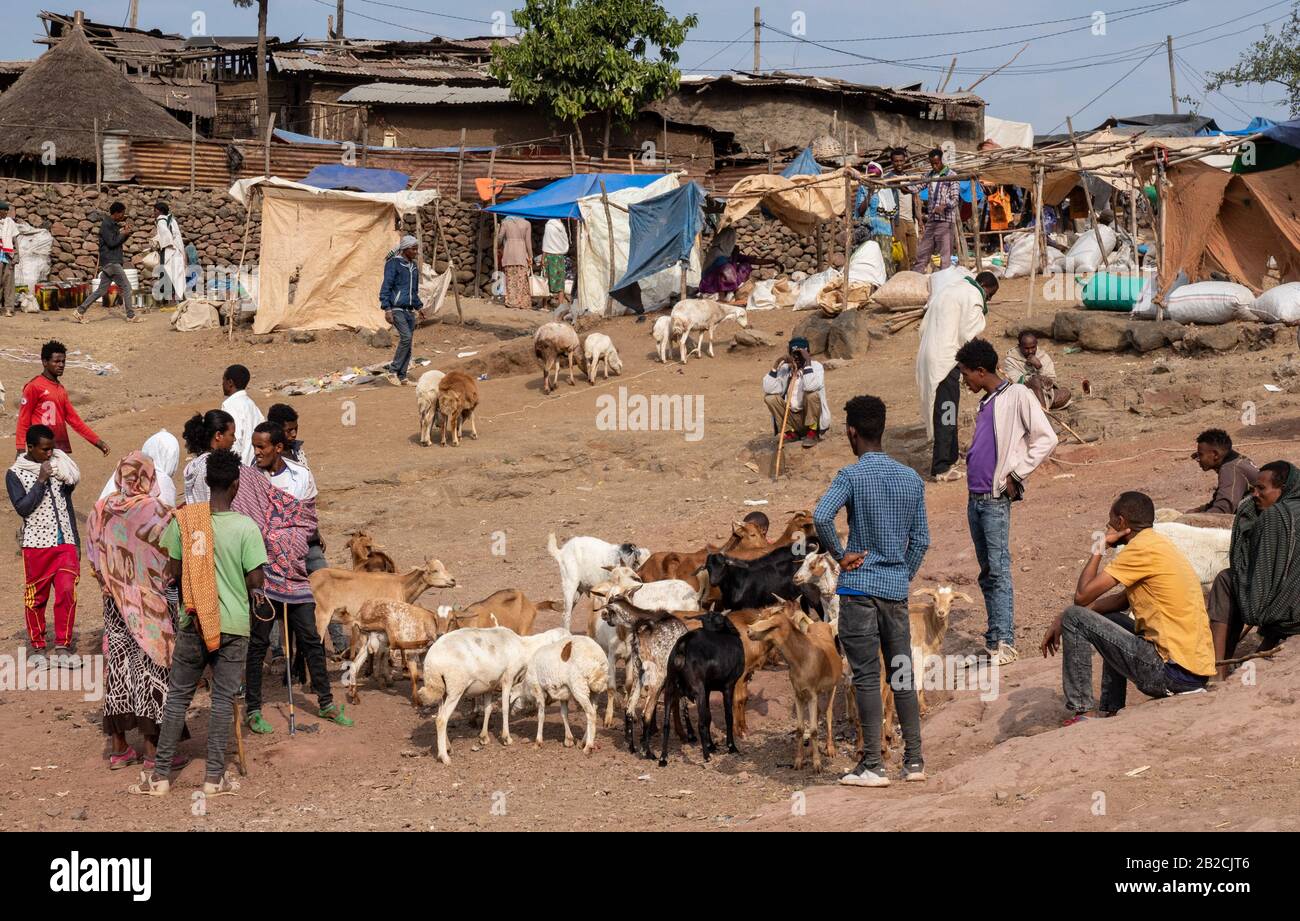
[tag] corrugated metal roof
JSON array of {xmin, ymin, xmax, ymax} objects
[
  {"xmin": 128, "ymin": 76, "xmax": 217, "ymax": 119},
  {"xmin": 338, "ymin": 83, "xmax": 512, "ymax": 106},
  {"xmin": 677, "ymin": 72, "xmax": 983, "ymax": 106},
  {"xmin": 271, "ymin": 50, "xmax": 490, "ymax": 83}
]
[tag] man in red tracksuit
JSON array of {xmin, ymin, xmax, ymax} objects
[{"xmin": 15, "ymin": 340, "xmax": 110, "ymax": 458}]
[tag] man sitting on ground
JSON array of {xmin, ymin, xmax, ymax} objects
[
  {"xmin": 1188, "ymin": 429, "xmax": 1258, "ymax": 514},
  {"xmin": 1205, "ymin": 461, "xmax": 1300, "ymax": 679},
  {"xmin": 762, "ymin": 337, "xmax": 829, "ymax": 448},
  {"xmin": 1004, "ymin": 331, "xmax": 1070, "ymax": 410},
  {"xmin": 1041, "ymin": 490, "xmax": 1216, "ymax": 723}
]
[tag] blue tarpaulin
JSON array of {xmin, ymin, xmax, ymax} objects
[
  {"xmin": 612, "ymin": 182, "xmax": 705, "ymax": 291},
  {"xmin": 484, "ymin": 173, "xmax": 667, "ymax": 221},
  {"xmin": 1200, "ymin": 116, "xmax": 1276, "ymax": 137},
  {"xmin": 1260, "ymin": 118, "xmax": 1300, "ymax": 150},
  {"xmin": 300, "ymin": 164, "xmax": 411, "ymax": 194},
  {"xmin": 273, "ymin": 128, "xmax": 492, "ymax": 153},
  {"xmin": 781, "ymin": 146, "xmax": 825, "ymax": 179}
]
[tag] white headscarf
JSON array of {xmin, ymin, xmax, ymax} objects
[
  {"xmin": 389, "ymin": 234, "xmax": 420, "ymax": 259},
  {"xmin": 99, "ymin": 429, "xmax": 179, "ymax": 506},
  {"xmin": 542, "ymin": 219, "xmax": 569, "ymax": 255}
]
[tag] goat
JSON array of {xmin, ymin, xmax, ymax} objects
[
  {"xmin": 669, "ymin": 298, "xmax": 748, "ymax": 363},
  {"xmin": 312, "ymin": 558, "xmax": 457, "ymax": 654},
  {"xmin": 338, "ymin": 599, "xmax": 442, "ymax": 705},
  {"xmin": 747, "ymin": 602, "xmax": 844, "ymax": 772},
  {"xmin": 658, "ymin": 612, "xmax": 745, "ymax": 766},
  {"xmin": 534, "ymin": 322, "xmax": 584, "ymax": 394},
  {"xmin": 416, "ymin": 626, "xmax": 568, "ymax": 764},
  {"xmin": 724, "ymin": 605, "xmax": 779, "ymax": 739},
  {"xmin": 436, "ymin": 370, "xmax": 479, "ymax": 447},
  {"xmin": 438, "ymin": 588, "xmax": 560, "ymax": 635},
  {"xmin": 346, "ymin": 531, "xmax": 397, "ymax": 573},
  {"xmin": 701, "ymin": 542, "xmax": 819, "ymax": 614},
  {"xmin": 652, "ymin": 314, "xmax": 672, "ymax": 363},
  {"xmin": 416, "ymin": 369, "xmax": 446, "ymax": 447},
  {"xmin": 514, "ymin": 636, "xmax": 610, "ymax": 751},
  {"xmin": 907, "ymin": 584, "xmax": 971, "ymax": 715},
  {"xmin": 637, "ymin": 519, "xmax": 769, "ymax": 590},
  {"xmin": 794, "ymin": 551, "xmax": 840, "ymax": 626},
  {"xmin": 600, "ymin": 593, "xmax": 693, "ymax": 759},
  {"xmin": 547, "ymin": 533, "xmax": 650, "ymax": 630},
  {"xmin": 583, "ymin": 332, "xmax": 623, "ymax": 383}
]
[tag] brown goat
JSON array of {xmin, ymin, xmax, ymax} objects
[
  {"xmin": 436, "ymin": 371, "xmax": 480, "ymax": 447},
  {"xmin": 638, "ymin": 520, "xmax": 768, "ymax": 590},
  {"xmin": 339, "ymin": 599, "xmax": 443, "ymax": 705},
  {"xmin": 442, "ymin": 589, "xmax": 560, "ymax": 635},
  {"xmin": 346, "ymin": 531, "xmax": 398, "ymax": 573},
  {"xmin": 311, "ymin": 558, "xmax": 457, "ymax": 654}
]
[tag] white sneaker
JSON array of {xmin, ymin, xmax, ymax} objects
[
  {"xmin": 993, "ymin": 642, "xmax": 1019, "ymax": 666},
  {"xmin": 903, "ymin": 763, "xmax": 927, "ymax": 782},
  {"xmin": 840, "ymin": 759, "xmax": 891, "ymax": 787}
]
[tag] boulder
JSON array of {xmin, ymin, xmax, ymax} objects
[
  {"xmin": 730, "ymin": 328, "xmax": 774, "ymax": 349},
  {"xmin": 288, "ymin": 329, "xmax": 316, "ymax": 344},
  {"xmin": 1180, "ymin": 325, "xmax": 1239, "ymax": 355},
  {"xmin": 826, "ymin": 309, "xmax": 872, "ymax": 359},
  {"xmin": 1074, "ymin": 314, "xmax": 1129, "ymax": 351},
  {"xmin": 1129, "ymin": 383, "xmax": 1208, "ymax": 417},
  {"xmin": 1125, "ymin": 320, "xmax": 1185, "ymax": 352},
  {"xmin": 792, "ymin": 314, "xmax": 833, "ymax": 356},
  {"xmin": 1051, "ymin": 311, "xmax": 1085, "ymax": 342},
  {"xmin": 367, "ymin": 327, "xmax": 393, "ymax": 349}
]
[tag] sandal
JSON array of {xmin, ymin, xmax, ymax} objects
[
  {"xmin": 109, "ymin": 746, "xmax": 143, "ymax": 771},
  {"xmin": 318, "ymin": 703, "xmax": 354, "ymax": 727},
  {"xmin": 247, "ymin": 710, "xmax": 274, "ymax": 734},
  {"xmin": 127, "ymin": 771, "xmax": 171, "ymax": 796},
  {"xmin": 203, "ymin": 773, "xmax": 240, "ymax": 797},
  {"xmin": 142, "ymin": 754, "xmax": 190, "ymax": 772},
  {"xmin": 75, "ymin": 312, "xmax": 89, "ymax": 324}
]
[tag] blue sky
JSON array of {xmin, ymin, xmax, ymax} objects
[{"xmin": 3, "ymin": 0, "xmax": 1292, "ymax": 133}]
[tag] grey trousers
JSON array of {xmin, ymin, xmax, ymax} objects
[
  {"xmin": 1060, "ymin": 605, "xmax": 1168, "ymax": 714},
  {"xmin": 0, "ymin": 260, "xmax": 14, "ymax": 314},
  {"xmin": 837, "ymin": 594, "xmax": 923, "ymax": 769},
  {"xmin": 153, "ymin": 621, "xmax": 247, "ymax": 780},
  {"xmin": 77, "ymin": 262, "xmax": 135, "ymax": 318}
]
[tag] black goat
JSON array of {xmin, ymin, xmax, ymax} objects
[
  {"xmin": 701, "ymin": 541, "xmax": 820, "ymax": 613},
  {"xmin": 658, "ymin": 611, "xmax": 745, "ymax": 767}
]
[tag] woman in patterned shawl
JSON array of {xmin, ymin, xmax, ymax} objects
[{"xmin": 86, "ymin": 452, "xmax": 188, "ymax": 772}]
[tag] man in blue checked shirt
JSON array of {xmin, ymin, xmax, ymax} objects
[{"xmin": 813, "ymin": 394, "xmax": 929, "ymax": 788}]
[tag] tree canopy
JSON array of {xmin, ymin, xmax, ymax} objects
[
  {"xmin": 1205, "ymin": 4, "xmax": 1300, "ymax": 117},
  {"xmin": 490, "ymin": 0, "xmax": 699, "ymax": 157}
]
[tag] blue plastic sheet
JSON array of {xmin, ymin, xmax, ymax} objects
[
  {"xmin": 484, "ymin": 173, "xmax": 667, "ymax": 221},
  {"xmin": 300, "ymin": 164, "xmax": 411, "ymax": 193},
  {"xmin": 612, "ymin": 182, "xmax": 705, "ymax": 291},
  {"xmin": 781, "ymin": 146, "xmax": 825, "ymax": 178}
]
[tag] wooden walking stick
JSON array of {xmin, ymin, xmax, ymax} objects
[
  {"xmin": 232, "ymin": 688, "xmax": 248, "ymax": 776},
  {"xmin": 773, "ymin": 374, "xmax": 795, "ymax": 479},
  {"xmin": 280, "ymin": 602, "xmax": 297, "ymax": 736}
]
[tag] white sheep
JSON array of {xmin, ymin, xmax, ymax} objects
[
  {"xmin": 1150, "ymin": 521, "xmax": 1231, "ymax": 585},
  {"xmin": 514, "ymin": 635, "xmax": 610, "ymax": 751},
  {"xmin": 652, "ymin": 315, "xmax": 673, "ymax": 363},
  {"xmin": 415, "ymin": 369, "xmax": 445, "ymax": 447},
  {"xmin": 669, "ymin": 298, "xmax": 749, "ymax": 363},
  {"xmin": 534, "ymin": 322, "xmax": 584, "ymax": 394},
  {"xmin": 547, "ymin": 533, "xmax": 651, "ymax": 630},
  {"xmin": 583, "ymin": 332, "xmax": 623, "ymax": 383}
]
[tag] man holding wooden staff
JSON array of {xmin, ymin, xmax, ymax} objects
[{"xmin": 763, "ymin": 337, "xmax": 829, "ymax": 449}]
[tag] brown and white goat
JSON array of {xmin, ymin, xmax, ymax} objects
[
  {"xmin": 312, "ymin": 558, "xmax": 457, "ymax": 654},
  {"xmin": 338, "ymin": 599, "xmax": 442, "ymax": 705},
  {"xmin": 439, "ymin": 588, "xmax": 560, "ymax": 635},
  {"xmin": 436, "ymin": 370, "xmax": 479, "ymax": 447}
]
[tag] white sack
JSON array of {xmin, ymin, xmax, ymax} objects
[
  {"xmin": 793, "ymin": 269, "xmax": 841, "ymax": 311},
  {"xmin": 1250, "ymin": 282, "xmax": 1300, "ymax": 325},
  {"xmin": 1165, "ymin": 281, "xmax": 1256, "ymax": 325},
  {"xmin": 848, "ymin": 240, "xmax": 887, "ymax": 287}
]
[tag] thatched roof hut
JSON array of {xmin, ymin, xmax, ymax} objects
[{"xmin": 0, "ymin": 25, "xmax": 189, "ymax": 166}]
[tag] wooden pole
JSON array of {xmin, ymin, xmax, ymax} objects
[
  {"xmin": 455, "ymin": 127, "xmax": 466, "ymax": 201},
  {"xmin": 568, "ymin": 135, "xmax": 576, "ymax": 175},
  {"xmin": 361, "ymin": 110, "xmax": 369, "ymax": 168},
  {"xmin": 1066, "ymin": 116, "xmax": 1109, "ymax": 269},
  {"xmin": 773, "ymin": 379, "xmax": 794, "ymax": 479},
  {"xmin": 263, "ymin": 112, "xmax": 276, "ymax": 178},
  {"xmin": 1156, "ymin": 162, "xmax": 1167, "ymax": 322},
  {"xmin": 433, "ymin": 197, "xmax": 463, "ymax": 323},
  {"xmin": 600, "ymin": 180, "xmax": 616, "ymax": 316},
  {"xmin": 1167, "ymin": 35, "xmax": 1179, "ymax": 114},
  {"xmin": 815, "ymin": 223, "xmax": 824, "ymax": 271},
  {"xmin": 1129, "ymin": 169, "xmax": 1140, "ymax": 255},
  {"xmin": 629, "ymin": 153, "xmax": 635, "ymax": 174},
  {"xmin": 231, "ymin": 193, "xmax": 255, "ymax": 341},
  {"xmin": 971, "ymin": 174, "xmax": 983, "ymax": 270},
  {"xmin": 841, "ymin": 171, "xmax": 852, "ymax": 314},
  {"xmin": 189, "ymin": 112, "xmax": 197, "ymax": 193},
  {"xmin": 93, "ymin": 117, "xmax": 101, "ymax": 186},
  {"xmin": 488, "ymin": 146, "xmax": 499, "ymax": 285},
  {"xmin": 1027, "ymin": 167, "xmax": 1044, "ymax": 318},
  {"xmin": 662, "ymin": 113, "xmax": 669, "ymax": 165}
]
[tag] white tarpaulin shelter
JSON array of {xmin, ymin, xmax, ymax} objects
[
  {"xmin": 575, "ymin": 173, "xmax": 701, "ymax": 317},
  {"xmin": 228, "ymin": 176, "xmax": 439, "ymax": 333},
  {"xmin": 984, "ymin": 116, "xmax": 1035, "ymax": 150}
]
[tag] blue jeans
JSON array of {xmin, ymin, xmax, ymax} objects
[
  {"xmin": 967, "ymin": 493, "xmax": 1014, "ymax": 648},
  {"xmin": 389, "ymin": 308, "xmax": 415, "ymax": 380}
]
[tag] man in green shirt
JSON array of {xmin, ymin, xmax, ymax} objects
[{"xmin": 130, "ymin": 449, "xmax": 266, "ymax": 798}]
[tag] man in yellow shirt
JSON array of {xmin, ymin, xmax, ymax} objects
[{"xmin": 1041, "ymin": 490, "xmax": 1216, "ymax": 723}]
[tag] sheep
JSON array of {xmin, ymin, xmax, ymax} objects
[
  {"xmin": 346, "ymin": 531, "xmax": 397, "ymax": 573},
  {"xmin": 312, "ymin": 558, "xmax": 456, "ymax": 654},
  {"xmin": 534, "ymin": 321, "xmax": 584, "ymax": 394},
  {"xmin": 547, "ymin": 533, "xmax": 651, "ymax": 630},
  {"xmin": 1150, "ymin": 521, "xmax": 1231, "ymax": 586},
  {"xmin": 747, "ymin": 602, "xmax": 844, "ymax": 772},
  {"xmin": 583, "ymin": 332, "xmax": 623, "ymax": 383},
  {"xmin": 436, "ymin": 370, "xmax": 479, "ymax": 447},
  {"xmin": 416, "ymin": 625, "xmax": 568, "ymax": 764},
  {"xmin": 438, "ymin": 589, "xmax": 561, "ymax": 635},
  {"xmin": 657, "ymin": 611, "xmax": 745, "ymax": 766},
  {"xmin": 416, "ymin": 369, "xmax": 445, "ymax": 446},
  {"xmin": 338, "ymin": 599, "xmax": 443, "ymax": 705},
  {"xmin": 652, "ymin": 314, "xmax": 673, "ymax": 363},
  {"xmin": 600, "ymin": 593, "xmax": 693, "ymax": 759},
  {"xmin": 514, "ymin": 635, "xmax": 610, "ymax": 751},
  {"xmin": 669, "ymin": 298, "xmax": 749, "ymax": 363}
]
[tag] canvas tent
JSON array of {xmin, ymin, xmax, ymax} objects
[
  {"xmin": 576, "ymin": 173, "xmax": 701, "ymax": 317},
  {"xmin": 984, "ymin": 116, "xmax": 1034, "ymax": 150},
  {"xmin": 720, "ymin": 167, "xmax": 854, "ymax": 236},
  {"xmin": 485, "ymin": 173, "xmax": 666, "ymax": 220},
  {"xmin": 301, "ymin": 164, "xmax": 411, "ymax": 193},
  {"xmin": 613, "ymin": 182, "xmax": 706, "ymax": 292},
  {"xmin": 228, "ymin": 176, "xmax": 439, "ymax": 333}
]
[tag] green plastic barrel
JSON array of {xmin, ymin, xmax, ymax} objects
[{"xmin": 1080, "ymin": 273, "xmax": 1146, "ymax": 311}]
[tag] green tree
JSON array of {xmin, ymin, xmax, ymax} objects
[
  {"xmin": 232, "ymin": 0, "xmax": 271, "ymax": 138},
  {"xmin": 490, "ymin": 0, "xmax": 698, "ymax": 159},
  {"xmin": 1205, "ymin": 4, "xmax": 1300, "ymax": 116}
]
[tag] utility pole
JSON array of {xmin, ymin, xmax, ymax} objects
[
  {"xmin": 336, "ymin": 0, "xmax": 345, "ymax": 43},
  {"xmin": 753, "ymin": 7, "xmax": 761, "ymax": 73},
  {"xmin": 1167, "ymin": 35, "xmax": 1178, "ymax": 114},
  {"xmin": 128, "ymin": 0, "xmax": 139, "ymax": 29}
]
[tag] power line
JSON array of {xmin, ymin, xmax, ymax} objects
[
  {"xmin": 1044, "ymin": 44, "xmax": 1164, "ymax": 135},
  {"xmin": 351, "ymin": 0, "xmax": 502, "ymax": 27},
  {"xmin": 303, "ymin": 0, "xmax": 441, "ymax": 36},
  {"xmin": 684, "ymin": 26, "xmax": 752, "ymax": 73}
]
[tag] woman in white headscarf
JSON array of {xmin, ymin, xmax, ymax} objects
[
  {"xmin": 99, "ymin": 430, "xmax": 179, "ymax": 507},
  {"xmin": 152, "ymin": 202, "xmax": 186, "ymax": 304},
  {"xmin": 541, "ymin": 219, "xmax": 569, "ymax": 307}
]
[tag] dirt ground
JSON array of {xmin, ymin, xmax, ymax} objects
[{"xmin": 1, "ymin": 275, "xmax": 1298, "ymax": 832}]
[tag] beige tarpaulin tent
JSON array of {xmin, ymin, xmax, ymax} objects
[
  {"xmin": 720, "ymin": 167, "xmax": 854, "ymax": 236},
  {"xmin": 228, "ymin": 177, "xmax": 439, "ymax": 333}
]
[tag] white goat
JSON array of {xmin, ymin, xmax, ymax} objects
[
  {"xmin": 417, "ymin": 625, "xmax": 568, "ymax": 764},
  {"xmin": 652, "ymin": 315, "xmax": 673, "ymax": 363},
  {"xmin": 415, "ymin": 369, "xmax": 445, "ymax": 447},
  {"xmin": 793, "ymin": 551, "xmax": 841, "ymax": 627},
  {"xmin": 669, "ymin": 298, "xmax": 749, "ymax": 363},
  {"xmin": 547, "ymin": 533, "xmax": 651, "ymax": 631},
  {"xmin": 1148, "ymin": 522, "xmax": 1231, "ymax": 585},
  {"xmin": 514, "ymin": 635, "xmax": 610, "ymax": 751},
  {"xmin": 583, "ymin": 332, "xmax": 623, "ymax": 383}
]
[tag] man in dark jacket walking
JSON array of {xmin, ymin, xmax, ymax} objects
[
  {"xmin": 380, "ymin": 235, "xmax": 426, "ymax": 386},
  {"xmin": 76, "ymin": 202, "xmax": 139, "ymax": 323}
]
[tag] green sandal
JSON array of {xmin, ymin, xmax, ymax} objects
[
  {"xmin": 319, "ymin": 703, "xmax": 354, "ymax": 727},
  {"xmin": 246, "ymin": 710, "xmax": 274, "ymax": 734}
]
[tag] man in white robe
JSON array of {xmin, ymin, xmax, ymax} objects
[
  {"xmin": 220, "ymin": 364, "xmax": 265, "ymax": 466},
  {"xmin": 152, "ymin": 202, "xmax": 186, "ymax": 304}
]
